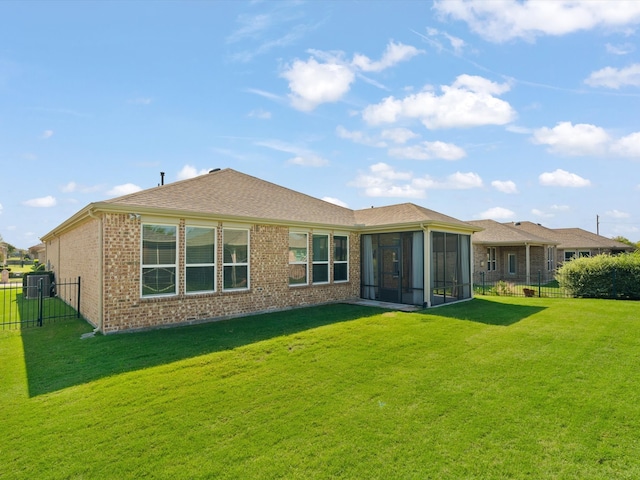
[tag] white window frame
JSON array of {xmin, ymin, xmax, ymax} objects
[
  {"xmin": 507, "ymin": 253, "xmax": 516, "ymax": 275},
  {"xmin": 141, "ymin": 223, "xmax": 178, "ymax": 298},
  {"xmin": 289, "ymin": 231, "xmax": 308, "ymax": 286},
  {"xmin": 547, "ymin": 247, "xmax": 554, "ymax": 271},
  {"xmin": 564, "ymin": 250, "xmax": 576, "ymax": 262},
  {"xmin": 487, "ymin": 247, "xmax": 497, "ymax": 271},
  {"xmin": 333, "ymin": 234, "xmax": 349, "ymax": 283},
  {"xmin": 312, "ymin": 234, "xmax": 330, "ymax": 285},
  {"xmin": 223, "ymin": 228, "xmax": 250, "ymax": 291},
  {"xmin": 185, "ymin": 225, "xmax": 216, "ymax": 294}
]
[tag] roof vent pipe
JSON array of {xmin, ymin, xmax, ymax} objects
[
  {"xmin": 160, "ymin": 172, "xmax": 165, "ymax": 186},
  {"xmin": 209, "ymin": 168, "xmax": 221, "ymax": 173}
]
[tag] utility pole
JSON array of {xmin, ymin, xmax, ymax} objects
[{"xmin": 596, "ymin": 214, "xmax": 599, "ymax": 235}]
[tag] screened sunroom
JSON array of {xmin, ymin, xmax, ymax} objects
[{"xmin": 360, "ymin": 230, "xmax": 472, "ymax": 308}]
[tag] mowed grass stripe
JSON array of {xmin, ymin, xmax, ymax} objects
[{"xmin": 2, "ymin": 297, "xmax": 640, "ymax": 479}]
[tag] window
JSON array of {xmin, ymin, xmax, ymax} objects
[
  {"xmin": 142, "ymin": 224, "xmax": 177, "ymax": 296},
  {"xmin": 312, "ymin": 234, "xmax": 329, "ymax": 284},
  {"xmin": 564, "ymin": 251, "xmax": 576, "ymax": 262},
  {"xmin": 186, "ymin": 226, "xmax": 215, "ymax": 293},
  {"xmin": 487, "ymin": 247, "xmax": 496, "ymax": 271},
  {"xmin": 289, "ymin": 232, "xmax": 308, "ymax": 286},
  {"xmin": 547, "ymin": 247, "xmax": 554, "ymax": 271},
  {"xmin": 223, "ymin": 228, "xmax": 249, "ymax": 290},
  {"xmin": 579, "ymin": 251, "xmax": 591, "ymax": 258},
  {"xmin": 333, "ymin": 235, "xmax": 349, "ymax": 282},
  {"xmin": 508, "ymin": 253, "xmax": 516, "ymax": 275}
]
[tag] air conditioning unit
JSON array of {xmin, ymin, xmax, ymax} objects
[{"xmin": 25, "ymin": 275, "xmax": 52, "ymax": 300}]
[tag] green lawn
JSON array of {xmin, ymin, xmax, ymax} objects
[{"xmin": 2, "ymin": 297, "xmax": 640, "ymax": 479}]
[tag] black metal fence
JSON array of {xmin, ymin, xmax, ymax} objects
[
  {"xmin": 474, "ymin": 271, "xmax": 570, "ymax": 298},
  {"xmin": 0, "ymin": 276, "xmax": 81, "ymax": 329},
  {"xmin": 474, "ymin": 270, "xmax": 638, "ymax": 300}
]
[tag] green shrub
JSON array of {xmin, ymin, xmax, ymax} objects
[{"xmin": 557, "ymin": 252, "xmax": 640, "ymax": 299}]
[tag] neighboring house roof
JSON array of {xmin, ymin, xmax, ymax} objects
[
  {"xmin": 552, "ymin": 228, "xmax": 633, "ymax": 251},
  {"xmin": 467, "ymin": 219, "xmax": 557, "ymax": 245},
  {"xmin": 42, "ymin": 169, "xmax": 479, "ymax": 240},
  {"xmin": 473, "ymin": 220, "xmax": 633, "ymax": 252}
]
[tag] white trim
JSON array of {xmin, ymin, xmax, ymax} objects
[
  {"xmin": 184, "ymin": 225, "xmax": 217, "ymax": 295},
  {"xmin": 140, "ymin": 222, "xmax": 179, "ymax": 298}
]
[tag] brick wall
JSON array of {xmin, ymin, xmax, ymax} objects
[
  {"xmin": 46, "ymin": 218, "xmax": 102, "ymax": 327},
  {"xmin": 99, "ymin": 214, "xmax": 361, "ymax": 333}
]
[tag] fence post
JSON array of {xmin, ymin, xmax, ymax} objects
[
  {"xmin": 481, "ymin": 271, "xmax": 485, "ymax": 295},
  {"xmin": 537, "ymin": 271, "xmax": 541, "ymax": 297},
  {"xmin": 37, "ymin": 277, "xmax": 44, "ymax": 327},
  {"xmin": 77, "ymin": 276, "xmax": 81, "ymax": 318},
  {"xmin": 612, "ymin": 269, "xmax": 617, "ymax": 299}
]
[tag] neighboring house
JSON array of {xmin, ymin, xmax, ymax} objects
[
  {"xmin": 41, "ymin": 168, "xmax": 480, "ymax": 334},
  {"xmin": 468, "ymin": 219, "xmax": 559, "ymax": 284},
  {"xmin": 469, "ymin": 220, "xmax": 634, "ymax": 284},
  {"xmin": 28, "ymin": 243, "xmax": 46, "ymax": 264}
]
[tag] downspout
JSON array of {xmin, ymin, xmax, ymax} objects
[
  {"xmin": 421, "ymin": 223, "xmax": 431, "ymax": 308},
  {"xmin": 88, "ymin": 208, "xmax": 104, "ymax": 333}
]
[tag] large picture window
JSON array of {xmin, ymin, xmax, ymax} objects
[
  {"xmin": 289, "ymin": 232, "xmax": 308, "ymax": 286},
  {"xmin": 333, "ymin": 235, "xmax": 349, "ymax": 282},
  {"xmin": 186, "ymin": 226, "xmax": 215, "ymax": 293},
  {"xmin": 312, "ymin": 234, "xmax": 329, "ymax": 284},
  {"xmin": 223, "ymin": 228, "xmax": 249, "ymax": 290},
  {"xmin": 142, "ymin": 224, "xmax": 177, "ymax": 297}
]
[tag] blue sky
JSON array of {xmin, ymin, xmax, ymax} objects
[{"xmin": 2, "ymin": 0, "xmax": 640, "ymax": 249}]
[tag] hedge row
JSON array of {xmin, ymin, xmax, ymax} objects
[{"xmin": 557, "ymin": 252, "xmax": 640, "ymax": 299}]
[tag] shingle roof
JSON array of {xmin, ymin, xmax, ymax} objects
[
  {"xmin": 356, "ymin": 203, "xmax": 478, "ymax": 230},
  {"xmin": 552, "ymin": 228, "xmax": 633, "ymax": 250},
  {"xmin": 103, "ymin": 168, "xmax": 356, "ymax": 227},
  {"xmin": 467, "ymin": 219, "xmax": 556, "ymax": 245},
  {"xmin": 49, "ymin": 169, "xmax": 476, "ymax": 234},
  {"xmin": 469, "ymin": 220, "xmax": 633, "ymax": 251}
]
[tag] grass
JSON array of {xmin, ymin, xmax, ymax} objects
[{"xmin": 2, "ymin": 297, "xmax": 640, "ymax": 478}]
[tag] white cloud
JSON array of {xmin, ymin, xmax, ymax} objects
[
  {"xmin": 351, "ymin": 40, "xmax": 423, "ymax": 72},
  {"xmin": 478, "ymin": 207, "xmax": 516, "ymax": 220},
  {"xmin": 433, "ymin": 0, "xmax": 640, "ymax": 43},
  {"xmin": 336, "ymin": 126, "xmax": 387, "ymax": 147},
  {"xmin": 349, "ymin": 163, "xmax": 483, "ymax": 198},
  {"xmin": 551, "ymin": 204, "xmax": 570, "ymax": 211},
  {"xmin": 248, "ymin": 109, "xmax": 272, "ymax": 119},
  {"xmin": 256, "ymin": 139, "xmax": 329, "ymax": 167},
  {"xmin": 532, "ymin": 122, "xmax": 610, "ymax": 156},
  {"xmin": 23, "ymin": 195, "xmax": 57, "ymax": 207},
  {"xmin": 362, "ymin": 74, "xmax": 515, "ymax": 129},
  {"xmin": 606, "ymin": 209, "xmax": 630, "ymax": 218},
  {"xmin": 322, "ymin": 197, "xmax": 349, "ymax": 208},
  {"xmin": 59, "ymin": 181, "xmax": 101, "ymax": 194},
  {"xmin": 349, "ymin": 163, "xmax": 425, "ymax": 198},
  {"xmin": 532, "ymin": 208, "xmax": 554, "ymax": 218},
  {"xmin": 611, "ymin": 132, "xmax": 640, "ymax": 157},
  {"xmin": 177, "ymin": 165, "xmax": 210, "ymax": 180},
  {"xmin": 288, "ymin": 155, "xmax": 329, "ymax": 167},
  {"xmin": 585, "ymin": 63, "xmax": 640, "ymax": 89},
  {"xmin": 388, "ymin": 141, "xmax": 466, "ymax": 161},
  {"xmin": 539, "ymin": 169, "xmax": 591, "ymax": 187},
  {"xmin": 281, "ymin": 41, "xmax": 423, "ymax": 111},
  {"xmin": 281, "ymin": 56, "xmax": 355, "ymax": 111},
  {"xmin": 606, "ymin": 43, "xmax": 635, "ymax": 56},
  {"xmin": 380, "ymin": 128, "xmax": 419, "ymax": 144},
  {"xmin": 41, "ymin": 130, "xmax": 53, "ymax": 140},
  {"xmin": 0, "ymin": 203, "xmax": 3, "ymax": 214},
  {"xmin": 491, "ymin": 180, "xmax": 518, "ymax": 194},
  {"xmin": 107, "ymin": 184, "xmax": 142, "ymax": 196}
]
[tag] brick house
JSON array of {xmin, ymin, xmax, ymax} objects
[
  {"xmin": 468, "ymin": 219, "xmax": 633, "ymax": 284},
  {"xmin": 41, "ymin": 169, "xmax": 480, "ymax": 333}
]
